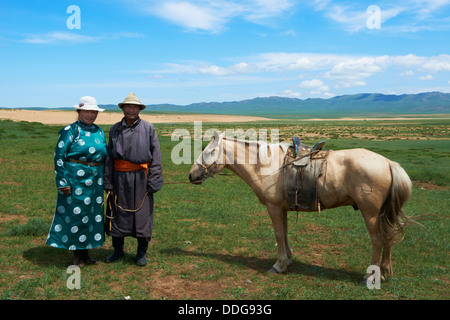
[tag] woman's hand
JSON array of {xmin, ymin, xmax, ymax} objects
[{"xmin": 59, "ymin": 187, "xmax": 71, "ymax": 195}]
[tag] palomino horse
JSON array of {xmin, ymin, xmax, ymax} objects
[{"xmin": 188, "ymin": 131, "xmax": 412, "ymax": 280}]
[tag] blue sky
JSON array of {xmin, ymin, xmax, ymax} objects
[{"xmin": 1, "ymin": 0, "xmax": 450, "ymax": 108}]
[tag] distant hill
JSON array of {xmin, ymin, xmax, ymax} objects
[
  {"xmin": 5, "ymin": 92, "xmax": 450, "ymax": 118},
  {"xmin": 98, "ymin": 92, "xmax": 450, "ymax": 118}
]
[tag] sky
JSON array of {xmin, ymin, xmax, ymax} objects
[{"xmin": 0, "ymin": 0, "xmax": 450, "ymax": 108}]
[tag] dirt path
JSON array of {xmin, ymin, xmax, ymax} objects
[
  {"xmin": 2, "ymin": 109, "xmax": 448, "ymax": 126},
  {"xmin": 0, "ymin": 109, "xmax": 274, "ymax": 125}
]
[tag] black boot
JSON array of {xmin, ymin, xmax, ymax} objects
[
  {"xmin": 104, "ymin": 237, "xmax": 124, "ymax": 263},
  {"xmin": 81, "ymin": 249, "xmax": 97, "ymax": 265},
  {"xmin": 73, "ymin": 250, "xmax": 85, "ymax": 267},
  {"xmin": 136, "ymin": 237, "xmax": 149, "ymax": 266}
]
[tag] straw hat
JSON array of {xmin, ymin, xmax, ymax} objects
[
  {"xmin": 118, "ymin": 92, "xmax": 146, "ymax": 110},
  {"xmin": 73, "ymin": 96, "xmax": 105, "ymax": 112}
]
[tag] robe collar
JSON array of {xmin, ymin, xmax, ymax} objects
[
  {"xmin": 77, "ymin": 118, "xmax": 96, "ymax": 131},
  {"xmin": 121, "ymin": 117, "xmax": 141, "ymax": 129}
]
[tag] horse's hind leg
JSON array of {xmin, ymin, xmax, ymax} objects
[
  {"xmin": 360, "ymin": 204, "xmax": 395, "ymax": 280},
  {"xmin": 360, "ymin": 207, "xmax": 383, "ymax": 281},
  {"xmin": 381, "ymin": 242, "xmax": 393, "ymax": 278}
]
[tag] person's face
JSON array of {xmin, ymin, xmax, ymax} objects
[
  {"xmin": 78, "ymin": 110, "xmax": 98, "ymax": 126},
  {"xmin": 122, "ymin": 104, "xmax": 141, "ymax": 122}
]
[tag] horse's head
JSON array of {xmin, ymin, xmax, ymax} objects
[{"xmin": 189, "ymin": 130, "xmax": 225, "ymax": 184}]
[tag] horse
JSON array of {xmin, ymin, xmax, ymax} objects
[{"xmin": 188, "ymin": 131, "xmax": 412, "ymax": 280}]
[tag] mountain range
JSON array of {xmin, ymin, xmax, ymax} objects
[
  {"xmin": 98, "ymin": 92, "xmax": 450, "ymax": 118},
  {"xmin": 5, "ymin": 92, "xmax": 449, "ymax": 118}
]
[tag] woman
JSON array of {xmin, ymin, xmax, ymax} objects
[{"xmin": 46, "ymin": 96, "xmax": 107, "ymax": 266}]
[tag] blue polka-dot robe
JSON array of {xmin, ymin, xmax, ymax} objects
[{"xmin": 47, "ymin": 119, "xmax": 107, "ymax": 250}]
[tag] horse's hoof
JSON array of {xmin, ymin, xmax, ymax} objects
[
  {"xmin": 360, "ymin": 277, "xmax": 368, "ymax": 285},
  {"xmin": 360, "ymin": 273, "xmax": 386, "ymax": 286},
  {"xmin": 268, "ymin": 267, "xmax": 278, "ymax": 274},
  {"xmin": 268, "ymin": 266, "xmax": 282, "ymax": 274}
]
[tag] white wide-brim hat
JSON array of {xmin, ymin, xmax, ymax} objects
[
  {"xmin": 74, "ymin": 96, "xmax": 105, "ymax": 112},
  {"xmin": 118, "ymin": 92, "xmax": 146, "ymax": 110}
]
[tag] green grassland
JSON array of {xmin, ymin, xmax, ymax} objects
[{"xmin": 0, "ymin": 118, "xmax": 448, "ymax": 300}]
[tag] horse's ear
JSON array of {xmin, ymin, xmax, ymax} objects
[{"xmin": 213, "ymin": 130, "xmax": 220, "ymax": 141}]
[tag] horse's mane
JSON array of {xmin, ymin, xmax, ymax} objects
[
  {"xmin": 217, "ymin": 134, "xmax": 291, "ymax": 179},
  {"xmin": 221, "ymin": 135, "xmax": 290, "ymax": 155}
]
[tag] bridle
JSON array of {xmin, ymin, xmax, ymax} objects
[{"xmin": 195, "ymin": 159, "xmax": 218, "ymax": 177}]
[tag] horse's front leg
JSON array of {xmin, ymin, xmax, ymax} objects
[
  {"xmin": 283, "ymin": 209, "xmax": 292, "ymax": 264},
  {"xmin": 267, "ymin": 204, "xmax": 290, "ymax": 273}
]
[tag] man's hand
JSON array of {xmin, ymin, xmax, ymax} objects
[{"xmin": 59, "ymin": 186, "xmax": 71, "ymax": 195}]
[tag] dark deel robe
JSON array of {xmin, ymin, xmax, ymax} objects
[{"xmin": 104, "ymin": 118, "xmax": 163, "ymax": 238}]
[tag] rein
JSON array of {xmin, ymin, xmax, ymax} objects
[
  {"xmin": 195, "ymin": 148, "xmax": 322, "ymax": 185},
  {"xmin": 195, "ymin": 159, "xmax": 232, "ymax": 183},
  {"xmin": 102, "ymin": 190, "xmax": 149, "ymax": 231},
  {"xmin": 235, "ymin": 149, "xmax": 322, "ymax": 184}
]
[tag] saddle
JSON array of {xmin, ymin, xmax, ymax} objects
[{"xmin": 284, "ymin": 137, "xmax": 328, "ymax": 212}]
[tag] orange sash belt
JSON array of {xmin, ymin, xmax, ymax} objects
[{"xmin": 114, "ymin": 159, "xmax": 150, "ymax": 175}]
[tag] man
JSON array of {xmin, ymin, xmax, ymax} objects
[{"xmin": 104, "ymin": 92, "xmax": 163, "ymax": 266}]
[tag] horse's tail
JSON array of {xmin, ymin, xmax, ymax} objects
[{"xmin": 379, "ymin": 161, "xmax": 412, "ymax": 244}]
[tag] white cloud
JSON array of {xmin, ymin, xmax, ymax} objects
[
  {"xmin": 323, "ymin": 56, "xmax": 387, "ymax": 88},
  {"xmin": 22, "ymin": 31, "xmax": 144, "ymax": 44},
  {"xmin": 139, "ymin": 0, "xmax": 296, "ymax": 33},
  {"xmin": 400, "ymin": 70, "xmax": 414, "ymax": 77},
  {"xmin": 299, "ymin": 79, "xmax": 329, "ymax": 91},
  {"xmin": 128, "ymin": 0, "xmax": 449, "ymax": 34},
  {"xmin": 309, "ymin": 2, "xmax": 402, "ymax": 33},
  {"xmin": 325, "ymin": 5, "xmax": 368, "ymax": 33},
  {"xmin": 421, "ymin": 54, "xmax": 450, "ymax": 72},
  {"xmin": 230, "ymin": 62, "xmax": 251, "ymax": 74},
  {"xmin": 108, "ymin": 32, "xmax": 145, "ymax": 40},
  {"xmin": 23, "ymin": 32, "xmax": 98, "ymax": 44},
  {"xmin": 281, "ymin": 29, "xmax": 298, "ymax": 37},
  {"xmin": 150, "ymin": 62, "xmax": 199, "ymax": 75},
  {"xmin": 323, "ymin": 92, "xmax": 336, "ymax": 98},
  {"xmin": 152, "ymin": 2, "xmax": 228, "ymax": 33},
  {"xmin": 282, "ymin": 89, "xmax": 301, "ymax": 98},
  {"xmin": 419, "ymin": 74, "xmax": 434, "ymax": 80},
  {"xmin": 145, "ymin": 52, "xmax": 450, "ymax": 79},
  {"xmin": 310, "ymin": 0, "xmax": 332, "ymax": 11},
  {"xmin": 309, "ymin": 0, "xmax": 450, "ymax": 33},
  {"xmin": 299, "ymin": 79, "xmax": 330, "ymax": 96},
  {"xmin": 135, "ymin": 52, "xmax": 450, "ymax": 97},
  {"xmin": 414, "ymin": 0, "xmax": 450, "ymax": 18},
  {"xmin": 244, "ymin": 0, "xmax": 296, "ymax": 22},
  {"xmin": 147, "ymin": 74, "xmax": 166, "ymax": 79},
  {"xmin": 300, "ymin": 79, "xmax": 324, "ymax": 88},
  {"xmin": 390, "ymin": 54, "xmax": 424, "ymax": 69},
  {"xmin": 252, "ymin": 52, "xmax": 343, "ymax": 72},
  {"xmin": 198, "ymin": 65, "xmax": 232, "ymax": 76},
  {"xmin": 389, "ymin": 54, "xmax": 450, "ymax": 72}
]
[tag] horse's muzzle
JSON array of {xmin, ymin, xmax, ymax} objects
[{"xmin": 188, "ymin": 173, "xmax": 203, "ymax": 184}]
